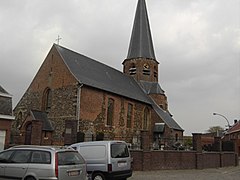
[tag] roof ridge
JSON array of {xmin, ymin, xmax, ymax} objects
[
  {"xmin": 53, "ymin": 44, "xmax": 152, "ymax": 104},
  {"xmin": 54, "ymin": 44, "xmax": 123, "ymax": 74}
]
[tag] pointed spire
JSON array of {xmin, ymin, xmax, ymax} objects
[{"xmin": 127, "ymin": 0, "xmax": 156, "ymax": 60}]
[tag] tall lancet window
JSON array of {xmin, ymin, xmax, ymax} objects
[
  {"xmin": 42, "ymin": 88, "xmax": 52, "ymax": 112},
  {"xmin": 107, "ymin": 98, "xmax": 114, "ymax": 126},
  {"xmin": 143, "ymin": 107, "xmax": 150, "ymax": 130},
  {"xmin": 127, "ymin": 103, "xmax": 133, "ymax": 128}
]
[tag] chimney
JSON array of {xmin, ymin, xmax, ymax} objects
[{"xmin": 234, "ymin": 119, "xmax": 238, "ymax": 124}]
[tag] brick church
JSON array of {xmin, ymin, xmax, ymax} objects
[{"xmin": 13, "ymin": 0, "xmax": 184, "ymax": 149}]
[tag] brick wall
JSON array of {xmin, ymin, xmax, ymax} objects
[
  {"xmin": 130, "ymin": 150, "xmax": 238, "ymax": 171},
  {"xmin": 123, "ymin": 58, "xmax": 158, "ymax": 82},
  {"xmin": 80, "ymin": 86, "xmax": 152, "ymax": 142},
  {"xmin": 0, "ymin": 119, "xmax": 12, "ymax": 148},
  {"xmin": 149, "ymin": 94, "xmax": 168, "ymax": 111},
  {"xmin": 14, "ymin": 46, "xmax": 79, "ymax": 145}
]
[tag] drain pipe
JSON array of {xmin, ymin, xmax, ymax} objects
[{"xmin": 76, "ymin": 83, "xmax": 83, "ymax": 132}]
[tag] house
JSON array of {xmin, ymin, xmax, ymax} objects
[
  {"xmin": 0, "ymin": 85, "xmax": 14, "ymax": 150},
  {"xmin": 13, "ymin": 0, "xmax": 184, "ymax": 148},
  {"xmin": 223, "ymin": 120, "xmax": 240, "ymax": 155}
]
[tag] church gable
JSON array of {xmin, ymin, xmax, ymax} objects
[
  {"xmin": 28, "ymin": 45, "xmax": 77, "ymax": 92},
  {"xmin": 14, "ymin": 45, "xmax": 79, "ymax": 134}
]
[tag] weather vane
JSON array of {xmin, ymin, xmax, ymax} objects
[{"xmin": 56, "ymin": 35, "xmax": 62, "ymax": 45}]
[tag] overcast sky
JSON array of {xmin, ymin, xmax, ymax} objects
[{"xmin": 0, "ymin": 0, "xmax": 239, "ymax": 135}]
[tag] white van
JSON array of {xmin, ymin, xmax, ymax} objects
[{"xmin": 70, "ymin": 141, "xmax": 132, "ymax": 180}]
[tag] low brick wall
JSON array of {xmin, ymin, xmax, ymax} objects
[{"xmin": 131, "ymin": 150, "xmax": 238, "ymax": 171}]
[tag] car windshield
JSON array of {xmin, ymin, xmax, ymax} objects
[
  {"xmin": 111, "ymin": 143, "xmax": 129, "ymax": 158},
  {"xmin": 58, "ymin": 151, "xmax": 85, "ymax": 166}
]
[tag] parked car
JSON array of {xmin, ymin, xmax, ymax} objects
[
  {"xmin": 70, "ymin": 141, "xmax": 132, "ymax": 180},
  {"xmin": 0, "ymin": 145, "xmax": 88, "ymax": 180}
]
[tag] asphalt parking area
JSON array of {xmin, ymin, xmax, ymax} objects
[{"xmin": 129, "ymin": 166, "xmax": 240, "ymax": 180}]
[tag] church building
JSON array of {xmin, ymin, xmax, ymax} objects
[{"xmin": 13, "ymin": 0, "xmax": 184, "ymax": 149}]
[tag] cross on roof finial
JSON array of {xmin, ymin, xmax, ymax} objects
[{"xmin": 56, "ymin": 35, "xmax": 62, "ymax": 45}]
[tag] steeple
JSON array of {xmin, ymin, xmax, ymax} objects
[
  {"xmin": 123, "ymin": 0, "xmax": 159, "ymax": 83},
  {"xmin": 127, "ymin": 0, "xmax": 156, "ymax": 60}
]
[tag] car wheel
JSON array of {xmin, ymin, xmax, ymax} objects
[
  {"xmin": 92, "ymin": 172, "xmax": 105, "ymax": 180},
  {"xmin": 25, "ymin": 177, "xmax": 36, "ymax": 180}
]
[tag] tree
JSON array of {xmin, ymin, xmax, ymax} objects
[{"xmin": 207, "ymin": 126, "xmax": 224, "ymax": 133}]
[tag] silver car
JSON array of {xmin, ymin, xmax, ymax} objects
[{"xmin": 0, "ymin": 145, "xmax": 88, "ymax": 180}]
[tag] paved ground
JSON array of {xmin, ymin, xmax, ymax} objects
[{"xmin": 129, "ymin": 166, "xmax": 240, "ymax": 180}]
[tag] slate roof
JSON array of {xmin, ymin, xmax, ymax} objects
[
  {"xmin": 30, "ymin": 110, "xmax": 54, "ymax": 131},
  {"xmin": 127, "ymin": 0, "xmax": 156, "ymax": 60},
  {"xmin": 0, "ymin": 85, "xmax": 8, "ymax": 94},
  {"xmin": 226, "ymin": 121, "xmax": 240, "ymax": 134},
  {"xmin": 55, "ymin": 44, "xmax": 152, "ymax": 105},
  {"xmin": 0, "ymin": 85, "xmax": 11, "ymax": 97},
  {"xmin": 139, "ymin": 80, "xmax": 165, "ymax": 94},
  {"xmin": 151, "ymin": 99, "xmax": 184, "ymax": 131},
  {"xmin": 154, "ymin": 123, "xmax": 165, "ymax": 133}
]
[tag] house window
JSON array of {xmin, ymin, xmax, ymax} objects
[
  {"xmin": 107, "ymin": 98, "xmax": 114, "ymax": 126},
  {"xmin": 42, "ymin": 88, "xmax": 52, "ymax": 112},
  {"xmin": 127, "ymin": 103, "xmax": 133, "ymax": 128},
  {"xmin": 143, "ymin": 107, "xmax": 150, "ymax": 130}
]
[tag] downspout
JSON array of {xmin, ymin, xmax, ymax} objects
[{"xmin": 76, "ymin": 83, "xmax": 83, "ymax": 132}]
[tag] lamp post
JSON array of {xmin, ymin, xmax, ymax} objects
[{"xmin": 213, "ymin": 112, "xmax": 231, "ymax": 128}]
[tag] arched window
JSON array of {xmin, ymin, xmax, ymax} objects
[
  {"xmin": 127, "ymin": 103, "xmax": 133, "ymax": 128},
  {"xmin": 16, "ymin": 112, "xmax": 23, "ymax": 128},
  {"xmin": 143, "ymin": 107, "xmax": 150, "ymax": 130},
  {"xmin": 107, "ymin": 98, "xmax": 114, "ymax": 126},
  {"xmin": 42, "ymin": 88, "xmax": 52, "ymax": 112}
]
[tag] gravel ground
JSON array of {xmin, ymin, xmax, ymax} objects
[{"xmin": 129, "ymin": 166, "xmax": 240, "ymax": 180}]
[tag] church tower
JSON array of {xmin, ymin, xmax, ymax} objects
[
  {"xmin": 123, "ymin": 0, "xmax": 159, "ymax": 83},
  {"xmin": 123, "ymin": 0, "xmax": 168, "ymax": 111}
]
